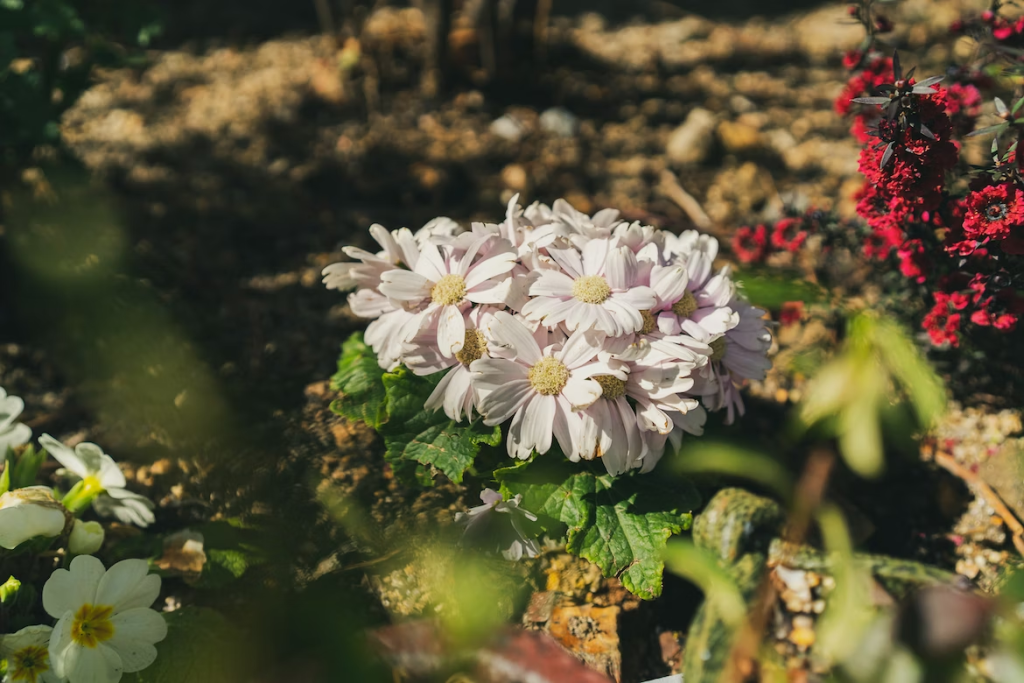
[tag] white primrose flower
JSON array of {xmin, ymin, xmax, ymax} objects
[
  {"xmin": 379, "ymin": 235, "xmax": 517, "ymax": 357},
  {"xmin": 471, "ymin": 312, "xmax": 622, "ymax": 460},
  {"xmin": 0, "ymin": 387, "xmax": 32, "ymax": 456},
  {"xmin": 38, "ymin": 435, "xmax": 155, "ymax": 528},
  {"xmin": 0, "ymin": 487, "xmax": 67, "ymax": 550},
  {"xmin": 1, "ymin": 624, "xmax": 61, "ymax": 683},
  {"xmin": 43, "ymin": 556, "xmax": 167, "ymax": 683},
  {"xmin": 522, "ymin": 238, "xmax": 656, "ymax": 336},
  {"xmin": 455, "ymin": 488, "xmax": 540, "ymax": 561}
]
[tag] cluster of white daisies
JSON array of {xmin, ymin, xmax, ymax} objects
[{"xmin": 323, "ymin": 197, "xmax": 772, "ymax": 476}]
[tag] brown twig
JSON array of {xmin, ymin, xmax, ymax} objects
[
  {"xmin": 657, "ymin": 169, "xmax": 716, "ymax": 233},
  {"xmin": 931, "ymin": 449, "xmax": 1024, "ymax": 557}
]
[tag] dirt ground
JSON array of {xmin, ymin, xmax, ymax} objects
[{"xmin": 3, "ymin": 0, "xmax": 1021, "ymax": 680}]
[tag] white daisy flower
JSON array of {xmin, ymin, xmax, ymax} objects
[
  {"xmin": 522, "ymin": 238, "xmax": 656, "ymax": 336},
  {"xmin": 642, "ymin": 250, "xmax": 738, "ymax": 344},
  {"xmin": 0, "ymin": 487, "xmax": 67, "ymax": 550},
  {"xmin": 455, "ymin": 488, "xmax": 540, "ymax": 561},
  {"xmin": 471, "ymin": 312, "xmax": 621, "ymax": 460},
  {"xmin": 699, "ymin": 298, "xmax": 772, "ymax": 424},
  {"xmin": 321, "ymin": 223, "xmax": 420, "ymax": 292},
  {"xmin": 38, "ymin": 435, "xmax": 155, "ymax": 528},
  {"xmin": 379, "ymin": 235, "xmax": 517, "ymax": 357},
  {"xmin": 0, "ymin": 387, "xmax": 32, "ymax": 457},
  {"xmin": 403, "ymin": 307, "xmax": 497, "ymax": 422},
  {"xmin": 413, "ymin": 216, "xmax": 463, "ymax": 247},
  {"xmin": 44, "ymin": 556, "xmax": 167, "ymax": 683},
  {"xmin": 1, "ymin": 624, "xmax": 61, "ymax": 683},
  {"xmin": 550, "ymin": 199, "xmax": 622, "ymax": 246}
]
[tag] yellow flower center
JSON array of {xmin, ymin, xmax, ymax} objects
[
  {"xmin": 71, "ymin": 604, "xmax": 115, "ymax": 648},
  {"xmin": 430, "ymin": 273, "xmax": 467, "ymax": 306},
  {"xmin": 639, "ymin": 310, "xmax": 656, "ymax": 335},
  {"xmin": 10, "ymin": 645, "xmax": 50, "ymax": 683},
  {"xmin": 593, "ymin": 375, "xmax": 627, "ymax": 400},
  {"xmin": 572, "ymin": 275, "xmax": 611, "ymax": 304},
  {"xmin": 710, "ymin": 336, "xmax": 726, "ymax": 362},
  {"xmin": 671, "ymin": 290, "xmax": 698, "ymax": 318},
  {"xmin": 455, "ymin": 328, "xmax": 487, "ymax": 366},
  {"xmin": 528, "ymin": 357, "xmax": 569, "ymax": 396}
]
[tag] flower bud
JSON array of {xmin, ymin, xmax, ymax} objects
[
  {"xmin": 0, "ymin": 487, "xmax": 68, "ymax": 549},
  {"xmin": 68, "ymin": 519, "xmax": 105, "ymax": 556}
]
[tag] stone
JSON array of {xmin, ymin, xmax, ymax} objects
[
  {"xmin": 540, "ymin": 107, "xmax": 579, "ymax": 137},
  {"xmin": 666, "ymin": 107, "xmax": 716, "ymax": 167},
  {"xmin": 490, "ymin": 114, "xmax": 528, "ymax": 142},
  {"xmin": 547, "ymin": 603, "xmax": 622, "ymax": 681},
  {"xmin": 717, "ymin": 120, "xmax": 762, "ymax": 154}
]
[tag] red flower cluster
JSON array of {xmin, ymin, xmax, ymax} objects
[
  {"xmin": 925, "ymin": 273, "xmax": 1024, "ymax": 346},
  {"xmin": 731, "ymin": 215, "xmax": 816, "ymax": 264},
  {"xmin": 836, "ymin": 52, "xmax": 893, "ymax": 143},
  {"xmin": 959, "ymin": 182, "xmax": 1024, "ymax": 253},
  {"xmin": 854, "ymin": 93, "xmax": 958, "ymax": 269}
]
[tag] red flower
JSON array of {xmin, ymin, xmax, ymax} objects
[
  {"xmin": 732, "ymin": 225, "xmax": 768, "ymax": 263},
  {"xmin": 923, "ymin": 292, "xmax": 962, "ymax": 347},
  {"xmin": 770, "ymin": 218, "xmax": 809, "ymax": 252},
  {"xmin": 897, "ymin": 239, "xmax": 929, "ymax": 282},
  {"xmin": 779, "ymin": 301, "xmax": 804, "ymax": 326},
  {"xmin": 961, "ymin": 182, "xmax": 1024, "ymax": 244}
]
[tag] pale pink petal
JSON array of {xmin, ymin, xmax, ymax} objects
[
  {"xmin": 437, "ymin": 305, "xmax": 467, "ymax": 357},
  {"xmin": 581, "ymin": 239, "xmax": 611, "ymax": 277},
  {"xmin": 415, "ymin": 241, "xmax": 448, "ymax": 281},
  {"xmin": 651, "ymin": 265, "xmax": 690, "ymax": 306},
  {"xmin": 557, "ymin": 329, "xmax": 605, "ymax": 368},
  {"xmin": 485, "ymin": 311, "xmax": 543, "ymax": 365},
  {"xmin": 562, "ymin": 376, "xmax": 602, "ymax": 410},
  {"xmin": 528, "ymin": 271, "xmax": 575, "ymax": 298},
  {"xmin": 522, "ymin": 394, "xmax": 555, "ymax": 455},
  {"xmin": 379, "ymin": 270, "xmax": 432, "ymax": 302},
  {"xmin": 465, "ymin": 251, "xmax": 517, "ymax": 289}
]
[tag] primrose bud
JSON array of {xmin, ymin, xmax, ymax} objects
[{"xmin": 68, "ymin": 519, "xmax": 105, "ymax": 556}]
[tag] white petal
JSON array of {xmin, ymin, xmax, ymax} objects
[
  {"xmin": 378, "ymin": 270, "xmax": 431, "ymax": 302},
  {"xmin": 465, "ymin": 251, "xmax": 517, "ymax": 290},
  {"xmin": 48, "ymin": 614, "xmax": 73, "ymax": 678},
  {"xmin": 522, "ymin": 394, "xmax": 555, "ymax": 455},
  {"xmin": 437, "ymin": 305, "xmax": 466, "ymax": 357},
  {"xmin": 562, "ymin": 377, "xmax": 602, "ymax": 410},
  {"xmin": 651, "ymin": 265, "xmax": 690, "ymax": 305},
  {"xmin": 557, "ymin": 329, "xmax": 605, "ymax": 369},
  {"xmin": 43, "ymin": 555, "xmax": 105, "ymax": 619},
  {"xmin": 581, "ymin": 239, "xmax": 611, "ymax": 277},
  {"xmin": 477, "ymin": 378, "xmax": 534, "ymax": 426},
  {"xmin": 414, "ymin": 240, "xmax": 448, "ymax": 282},
  {"xmin": 528, "ymin": 270, "xmax": 575, "ymax": 298},
  {"xmin": 63, "ymin": 642, "xmax": 122, "ymax": 683},
  {"xmin": 39, "ymin": 434, "xmax": 91, "ymax": 480},
  {"xmin": 96, "ymin": 559, "xmax": 160, "ymax": 614},
  {"xmin": 485, "ymin": 312, "xmax": 542, "ymax": 365},
  {"xmin": 108, "ymin": 608, "xmax": 167, "ymax": 672},
  {"xmin": 0, "ymin": 502, "xmax": 66, "ymax": 549}
]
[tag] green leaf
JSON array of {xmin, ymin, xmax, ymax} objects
[
  {"xmin": 733, "ymin": 272, "xmax": 825, "ymax": 309},
  {"xmin": 380, "ymin": 368, "xmax": 500, "ymax": 484},
  {"xmin": 501, "ymin": 462, "xmax": 700, "ymax": 599},
  {"xmin": 123, "ymin": 607, "xmax": 248, "ymax": 683},
  {"xmin": 10, "ymin": 444, "xmax": 45, "ymax": 490},
  {"xmin": 193, "ymin": 521, "xmax": 268, "ymax": 589},
  {"xmin": 329, "ymin": 332, "xmax": 388, "ymax": 429}
]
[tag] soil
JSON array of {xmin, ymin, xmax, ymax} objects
[{"xmin": 0, "ymin": 0, "xmax": 1017, "ymax": 681}]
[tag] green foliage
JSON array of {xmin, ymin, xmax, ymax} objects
[
  {"xmin": 330, "ymin": 333, "xmax": 389, "ymax": 429},
  {"xmin": 10, "ymin": 444, "xmax": 46, "ymax": 490},
  {"xmin": 123, "ymin": 607, "xmax": 248, "ymax": 683},
  {"xmin": 0, "ymin": 0, "xmax": 161, "ymax": 166},
  {"xmin": 796, "ymin": 312, "xmax": 945, "ymax": 477},
  {"xmin": 733, "ymin": 271, "xmax": 826, "ymax": 309},
  {"xmin": 194, "ymin": 520, "xmax": 269, "ymax": 590},
  {"xmin": 330, "ymin": 332, "xmax": 501, "ymax": 485},
  {"xmin": 498, "ymin": 457, "xmax": 700, "ymax": 599}
]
